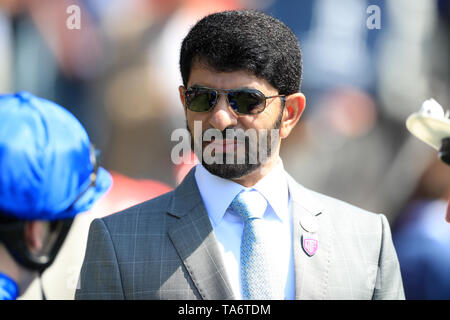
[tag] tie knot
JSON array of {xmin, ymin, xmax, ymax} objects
[{"xmin": 230, "ymin": 190, "xmax": 267, "ymax": 221}]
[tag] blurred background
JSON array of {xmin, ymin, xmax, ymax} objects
[{"xmin": 0, "ymin": 0, "xmax": 448, "ymax": 299}]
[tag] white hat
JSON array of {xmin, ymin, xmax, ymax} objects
[{"xmin": 406, "ymin": 99, "xmax": 450, "ymax": 151}]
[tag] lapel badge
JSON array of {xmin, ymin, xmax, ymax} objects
[
  {"xmin": 301, "ymin": 232, "xmax": 318, "ymax": 257},
  {"xmin": 299, "ymin": 212, "xmax": 319, "ymax": 257}
]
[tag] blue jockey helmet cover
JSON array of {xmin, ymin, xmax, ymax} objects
[{"xmin": 0, "ymin": 91, "xmax": 112, "ymax": 220}]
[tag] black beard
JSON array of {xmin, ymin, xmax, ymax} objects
[
  {"xmin": 201, "ymin": 138, "xmax": 262, "ymax": 179},
  {"xmin": 186, "ymin": 110, "xmax": 283, "ymax": 180}
]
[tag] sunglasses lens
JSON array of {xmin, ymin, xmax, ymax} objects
[
  {"xmin": 228, "ymin": 90, "xmax": 265, "ymax": 114},
  {"xmin": 185, "ymin": 89, "xmax": 217, "ymax": 112},
  {"xmin": 185, "ymin": 87, "xmax": 269, "ymax": 114}
]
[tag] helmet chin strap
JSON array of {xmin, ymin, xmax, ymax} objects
[
  {"xmin": 0, "ymin": 218, "xmax": 74, "ymax": 300},
  {"xmin": 39, "ymin": 272, "xmax": 46, "ymax": 300}
]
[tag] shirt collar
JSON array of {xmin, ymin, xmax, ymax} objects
[
  {"xmin": 194, "ymin": 158, "xmax": 289, "ymax": 226},
  {"xmin": 195, "ymin": 164, "xmax": 244, "ymax": 227},
  {"xmin": 252, "ymin": 159, "xmax": 289, "ymax": 223}
]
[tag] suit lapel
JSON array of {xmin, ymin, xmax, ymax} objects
[
  {"xmin": 167, "ymin": 168, "xmax": 235, "ymax": 300},
  {"xmin": 286, "ymin": 174, "xmax": 333, "ymax": 300},
  {"xmin": 167, "ymin": 168, "xmax": 333, "ymax": 300}
]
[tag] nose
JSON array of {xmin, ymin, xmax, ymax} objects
[{"xmin": 208, "ymin": 93, "xmax": 238, "ymax": 131}]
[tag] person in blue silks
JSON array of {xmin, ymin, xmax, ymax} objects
[{"xmin": 0, "ymin": 92, "xmax": 112, "ymax": 300}]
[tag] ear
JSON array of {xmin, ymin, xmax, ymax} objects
[
  {"xmin": 24, "ymin": 221, "xmax": 48, "ymax": 254},
  {"xmin": 179, "ymin": 86, "xmax": 187, "ymax": 111},
  {"xmin": 279, "ymin": 92, "xmax": 306, "ymax": 139}
]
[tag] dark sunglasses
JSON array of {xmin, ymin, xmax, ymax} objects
[{"xmin": 183, "ymin": 86, "xmax": 285, "ymax": 115}]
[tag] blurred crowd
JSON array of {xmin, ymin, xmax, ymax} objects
[{"xmin": 0, "ymin": 0, "xmax": 449, "ymax": 299}]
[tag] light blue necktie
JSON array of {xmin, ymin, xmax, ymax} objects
[{"xmin": 230, "ymin": 190, "xmax": 274, "ymax": 300}]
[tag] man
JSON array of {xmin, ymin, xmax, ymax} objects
[
  {"xmin": 0, "ymin": 91, "xmax": 112, "ymax": 300},
  {"xmin": 76, "ymin": 10, "xmax": 404, "ymax": 300}
]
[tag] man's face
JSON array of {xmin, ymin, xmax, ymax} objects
[{"xmin": 179, "ymin": 61, "xmax": 285, "ymax": 180}]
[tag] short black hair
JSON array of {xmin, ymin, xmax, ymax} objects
[{"xmin": 179, "ymin": 10, "xmax": 302, "ymax": 95}]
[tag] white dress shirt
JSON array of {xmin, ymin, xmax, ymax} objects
[{"xmin": 194, "ymin": 159, "xmax": 295, "ymax": 299}]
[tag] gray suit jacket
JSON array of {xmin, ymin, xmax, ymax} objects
[{"xmin": 75, "ymin": 167, "xmax": 404, "ymax": 300}]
